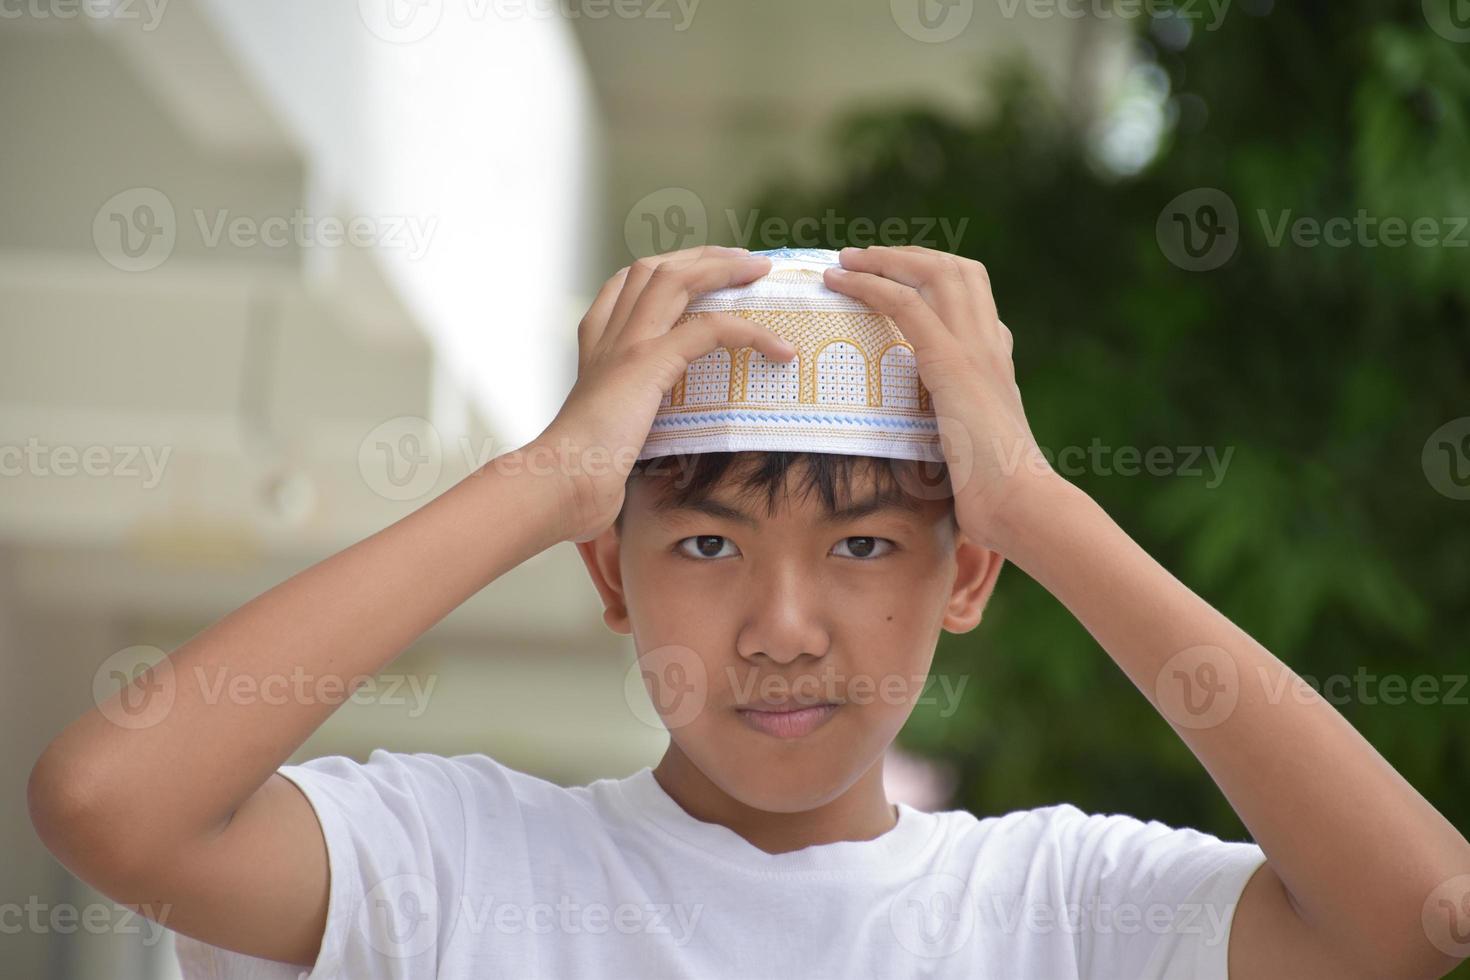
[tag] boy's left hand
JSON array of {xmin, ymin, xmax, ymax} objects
[{"xmin": 821, "ymin": 244, "xmax": 1059, "ymax": 552}]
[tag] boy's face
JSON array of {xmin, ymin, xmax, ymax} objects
[{"xmin": 576, "ymin": 457, "xmax": 1002, "ymax": 813}]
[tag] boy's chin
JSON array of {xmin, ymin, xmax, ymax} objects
[{"xmin": 698, "ymin": 748, "xmax": 874, "ymax": 814}]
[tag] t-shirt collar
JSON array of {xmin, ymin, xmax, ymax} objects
[{"xmin": 612, "ymin": 765, "xmax": 939, "ymax": 877}]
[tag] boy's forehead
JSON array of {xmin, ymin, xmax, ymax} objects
[{"xmin": 628, "ymin": 457, "xmax": 943, "ymax": 525}]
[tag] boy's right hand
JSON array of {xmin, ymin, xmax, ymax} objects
[{"xmin": 533, "ymin": 245, "xmax": 795, "ymax": 543}]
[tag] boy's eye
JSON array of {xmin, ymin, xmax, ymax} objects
[
  {"xmin": 832, "ymin": 536, "xmax": 894, "ymax": 560},
  {"xmin": 674, "ymin": 536, "xmax": 895, "ymax": 560},
  {"xmin": 676, "ymin": 535, "xmax": 740, "ymax": 560}
]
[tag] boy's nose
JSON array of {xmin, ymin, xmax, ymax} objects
[{"xmin": 733, "ymin": 563, "xmax": 832, "ymax": 665}]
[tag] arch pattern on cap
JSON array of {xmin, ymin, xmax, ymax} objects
[{"xmin": 665, "ymin": 308, "xmax": 932, "ymax": 412}]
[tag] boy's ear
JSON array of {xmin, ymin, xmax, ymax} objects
[
  {"xmin": 941, "ymin": 531, "xmax": 1005, "ymax": 635},
  {"xmin": 575, "ymin": 530, "xmax": 632, "ymax": 635}
]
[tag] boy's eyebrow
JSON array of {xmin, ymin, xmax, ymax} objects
[{"xmin": 654, "ymin": 491, "xmax": 924, "ymax": 527}]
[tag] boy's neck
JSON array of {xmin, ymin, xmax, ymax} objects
[{"xmin": 650, "ymin": 747, "xmax": 899, "ymax": 855}]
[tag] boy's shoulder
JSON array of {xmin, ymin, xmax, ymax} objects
[{"xmin": 285, "ymin": 748, "xmax": 1242, "ymax": 853}]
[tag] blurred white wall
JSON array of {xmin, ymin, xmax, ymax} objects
[{"xmin": 1, "ymin": 6, "xmax": 637, "ymax": 978}]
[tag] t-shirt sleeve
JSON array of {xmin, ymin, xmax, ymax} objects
[
  {"xmin": 173, "ymin": 749, "xmax": 471, "ymax": 980},
  {"xmin": 1050, "ymin": 803, "xmax": 1269, "ymax": 980}
]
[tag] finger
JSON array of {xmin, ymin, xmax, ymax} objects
[
  {"xmin": 820, "ymin": 266, "xmax": 959, "ymax": 363},
  {"xmin": 835, "ymin": 245, "xmax": 974, "ymax": 332},
  {"xmin": 894, "ymin": 244, "xmax": 997, "ymax": 312},
  {"xmin": 617, "ymin": 253, "xmax": 773, "ymax": 345},
  {"xmin": 647, "ymin": 312, "xmax": 797, "ymax": 392},
  {"xmin": 578, "ymin": 266, "xmax": 632, "ymax": 362},
  {"xmin": 605, "ymin": 245, "xmax": 748, "ymax": 346}
]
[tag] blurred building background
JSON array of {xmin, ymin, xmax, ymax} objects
[{"xmin": 6, "ymin": 0, "xmax": 1468, "ymax": 977}]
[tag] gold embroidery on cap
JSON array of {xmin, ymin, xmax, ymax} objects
[{"xmin": 669, "ymin": 308, "xmax": 932, "ymax": 410}]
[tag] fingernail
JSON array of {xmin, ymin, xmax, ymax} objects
[{"xmin": 826, "ymin": 266, "xmax": 848, "ymax": 277}]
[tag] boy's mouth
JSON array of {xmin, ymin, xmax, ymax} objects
[{"xmin": 734, "ymin": 701, "xmax": 841, "ymax": 739}]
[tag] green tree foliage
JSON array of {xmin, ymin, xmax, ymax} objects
[{"xmin": 741, "ymin": 1, "xmax": 1470, "ymax": 858}]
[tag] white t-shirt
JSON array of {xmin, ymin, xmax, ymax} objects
[{"xmin": 173, "ymin": 749, "xmax": 1267, "ymax": 980}]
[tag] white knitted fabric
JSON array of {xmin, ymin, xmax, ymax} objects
[{"xmin": 638, "ymin": 247, "xmax": 941, "ymax": 462}]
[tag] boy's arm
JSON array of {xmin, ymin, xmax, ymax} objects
[
  {"xmin": 823, "ymin": 244, "xmax": 1470, "ymax": 980},
  {"xmin": 26, "ymin": 455, "xmax": 571, "ymax": 966},
  {"xmin": 26, "ymin": 245, "xmax": 788, "ymax": 968},
  {"xmin": 993, "ymin": 474, "xmax": 1470, "ymax": 980}
]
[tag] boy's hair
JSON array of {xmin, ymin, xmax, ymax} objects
[{"xmin": 613, "ymin": 451, "xmax": 957, "ymax": 534}]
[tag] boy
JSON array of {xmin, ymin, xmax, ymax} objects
[{"xmin": 28, "ymin": 245, "xmax": 1470, "ymax": 979}]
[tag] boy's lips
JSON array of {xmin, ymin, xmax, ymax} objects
[{"xmin": 734, "ymin": 702, "xmax": 841, "ymax": 738}]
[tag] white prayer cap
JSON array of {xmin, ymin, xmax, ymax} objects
[{"xmin": 638, "ymin": 248, "xmax": 942, "ymax": 463}]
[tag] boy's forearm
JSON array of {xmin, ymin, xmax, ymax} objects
[
  {"xmin": 992, "ymin": 474, "xmax": 1470, "ymax": 976},
  {"xmin": 30, "ymin": 448, "xmax": 571, "ymax": 865}
]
